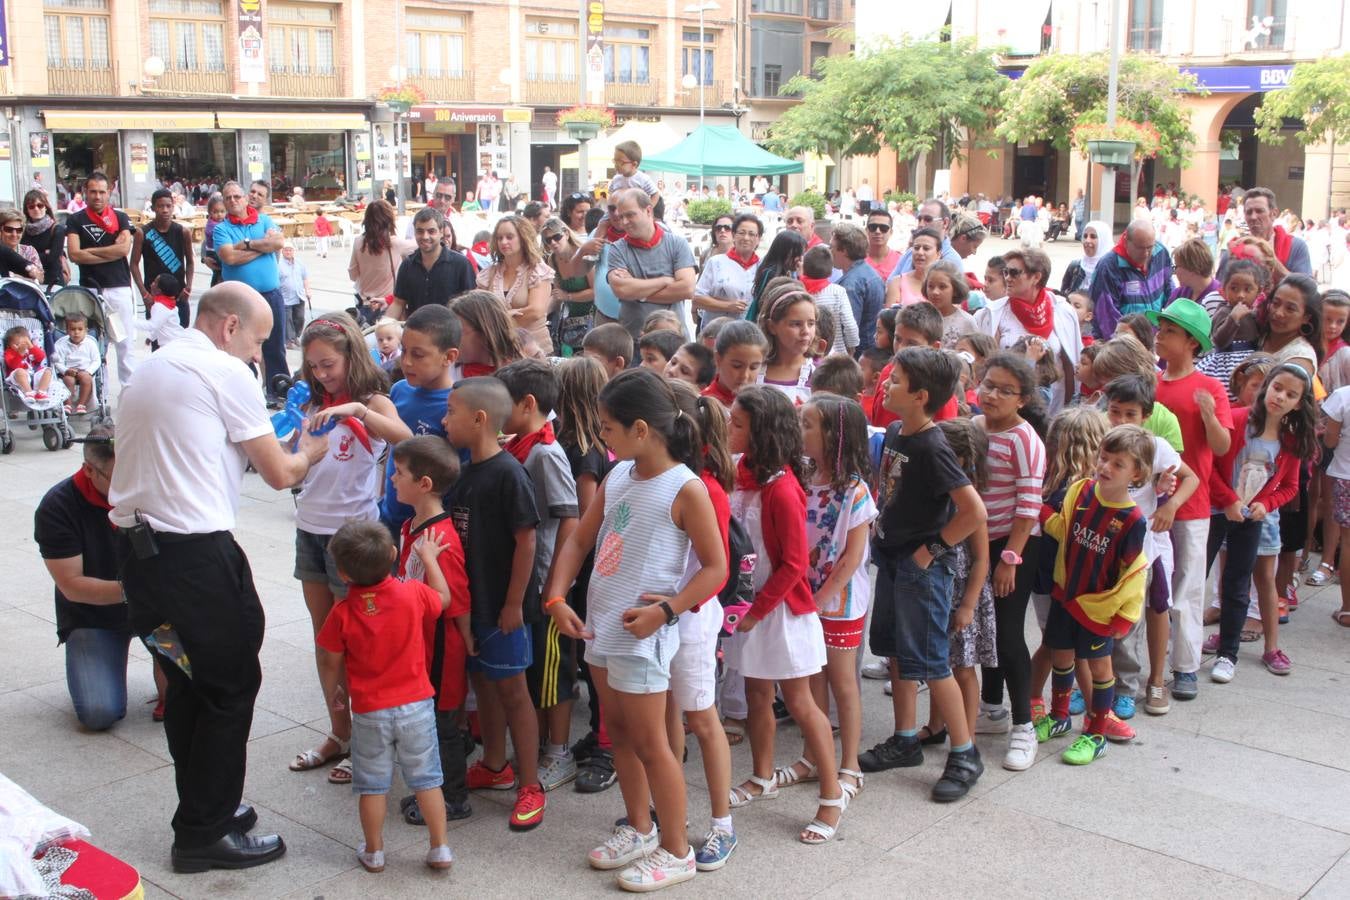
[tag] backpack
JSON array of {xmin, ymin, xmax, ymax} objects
[{"xmin": 717, "ymin": 514, "xmax": 757, "ymax": 634}]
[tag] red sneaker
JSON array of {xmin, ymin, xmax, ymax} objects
[
  {"xmin": 1092, "ymin": 710, "xmax": 1136, "ymax": 743},
  {"xmin": 466, "ymin": 760, "xmax": 516, "ymax": 791},
  {"xmin": 152, "ymin": 699, "xmax": 165, "ymax": 722},
  {"xmin": 509, "ymin": 784, "xmax": 546, "ymax": 831}
]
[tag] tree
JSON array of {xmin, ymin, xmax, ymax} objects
[
  {"xmin": 1255, "ymin": 56, "xmax": 1350, "ymax": 146},
  {"xmin": 996, "ymin": 54, "xmax": 1203, "ymax": 167},
  {"xmin": 765, "ymin": 35, "xmax": 1006, "ymax": 180}
]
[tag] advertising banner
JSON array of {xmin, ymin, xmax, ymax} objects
[{"xmin": 238, "ymin": 0, "xmax": 266, "ymax": 84}]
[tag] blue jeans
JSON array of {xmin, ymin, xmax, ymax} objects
[
  {"xmin": 65, "ymin": 627, "xmax": 132, "ymax": 731},
  {"xmin": 260, "ymin": 287, "xmax": 289, "ymax": 397}
]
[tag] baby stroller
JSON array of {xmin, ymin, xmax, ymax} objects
[
  {"xmin": 49, "ymin": 284, "xmax": 114, "ymax": 424},
  {"xmin": 0, "ymin": 277, "xmax": 73, "ymax": 453}
]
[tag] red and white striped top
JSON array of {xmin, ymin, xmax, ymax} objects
[{"xmin": 984, "ymin": 420, "xmax": 1046, "ymax": 540}]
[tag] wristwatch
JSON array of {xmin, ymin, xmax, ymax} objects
[
  {"xmin": 243, "ymin": 238, "xmax": 252, "ymax": 251},
  {"xmin": 1001, "ymin": 549, "xmax": 1023, "ymax": 566},
  {"xmin": 658, "ymin": 600, "xmax": 678, "ymax": 626}
]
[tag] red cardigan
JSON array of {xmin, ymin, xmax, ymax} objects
[
  {"xmin": 744, "ymin": 470, "xmax": 816, "ymax": 620},
  {"xmin": 1209, "ymin": 407, "xmax": 1301, "ymax": 513}
]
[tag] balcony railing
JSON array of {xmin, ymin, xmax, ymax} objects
[
  {"xmin": 269, "ymin": 65, "xmax": 344, "ymax": 98},
  {"xmin": 522, "ymin": 76, "xmax": 579, "ymax": 105},
  {"xmin": 605, "ymin": 79, "xmax": 661, "ymax": 107},
  {"xmin": 675, "ymin": 79, "xmax": 723, "ymax": 108},
  {"xmin": 47, "ymin": 63, "xmax": 118, "ymax": 96},
  {"xmin": 408, "ymin": 71, "xmax": 475, "ymax": 102},
  {"xmin": 156, "ymin": 67, "xmax": 231, "ymax": 94}
]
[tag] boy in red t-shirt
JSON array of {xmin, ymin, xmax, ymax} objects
[
  {"xmin": 389, "ymin": 435, "xmax": 473, "ymax": 823},
  {"xmin": 316, "ymin": 521, "xmax": 457, "ymax": 874},
  {"xmin": 314, "ymin": 211, "xmax": 333, "ymax": 258}
]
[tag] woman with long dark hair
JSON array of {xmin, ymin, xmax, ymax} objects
[
  {"xmin": 747, "ymin": 230, "xmax": 806, "ymax": 323},
  {"xmin": 20, "ymin": 189, "xmax": 67, "ymax": 286},
  {"xmin": 348, "ymin": 199, "xmax": 415, "ymax": 321}
]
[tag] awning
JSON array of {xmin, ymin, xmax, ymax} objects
[
  {"xmin": 215, "ymin": 112, "xmax": 367, "ymax": 130},
  {"xmin": 42, "ymin": 109, "xmax": 216, "ymax": 131}
]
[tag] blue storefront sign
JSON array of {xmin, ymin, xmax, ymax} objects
[{"xmin": 1001, "ymin": 64, "xmax": 1294, "ymax": 93}]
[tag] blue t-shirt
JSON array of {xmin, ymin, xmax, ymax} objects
[
  {"xmin": 379, "ymin": 379, "xmax": 452, "ymax": 529},
  {"xmin": 213, "ymin": 214, "xmax": 281, "ymax": 293}
]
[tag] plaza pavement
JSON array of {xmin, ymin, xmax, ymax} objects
[{"xmin": 3, "ymin": 234, "xmax": 1350, "ymax": 898}]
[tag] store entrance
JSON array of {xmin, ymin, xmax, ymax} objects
[
  {"xmin": 411, "ymin": 126, "xmax": 475, "ymax": 204},
  {"xmin": 270, "ymin": 133, "xmax": 348, "ymax": 201},
  {"xmin": 154, "ymin": 133, "xmax": 237, "ymax": 204},
  {"xmin": 52, "ymin": 133, "xmax": 120, "ymax": 208}
]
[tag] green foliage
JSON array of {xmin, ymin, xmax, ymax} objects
[
  {"xmin": 789, "ymin": 190, "xmax": 827, "ymax": 221},
  {"xmin": 765, "ymin": 35, "xmax": 1006, "ymax": 166},
  {"xmin": 884, "ymin": 190, "xmax": 918, "ymax": 206},
  {"xmin": 1255, "ymin": 57, "xmax": 1350, "ymax": 146},
  {"xmin": 685, "ymin": 198, "xmax": 734, "ymax": 225},
  {"xmin": 995, "ymin": 53, "xmax": 1204, "ymax": 167}
]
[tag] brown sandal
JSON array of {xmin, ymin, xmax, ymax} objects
[{"xmin": 328, "ymin": 758, "xmax": 353, "ymax": 785}]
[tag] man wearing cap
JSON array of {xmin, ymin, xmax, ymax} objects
[
  {"xmin": 1088, "ymin": 219, "xmax": 1174, "ymax": 339},
  {"xmin": 886, "ymin": 198, "xmax": 965, "ymax": 279},
  {"xmin": 1146, "ymin": 297, "xmax": 1232, "ymax": 709}
]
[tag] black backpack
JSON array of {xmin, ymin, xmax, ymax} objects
[{"xmin": 717, "ymin": 514, "xmax": 756, "ymax": 609}]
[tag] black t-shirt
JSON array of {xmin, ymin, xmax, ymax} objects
[
  {"xmin": 564, "ymin": 442, "xmax": 611, "ymax": 487},
  {"xmin": 873, "ymin": 422, "xmax": 971, "ymax": 558},
  {"xmin": 22, "ymin": 221, "xmax": 67, "ymax": 286},
  {"xmin": 67, "ymin": 208, "xmax": 133, "ymax": 289},
  {"xmin": 140, "ymin": 221, "xmax": 189, "ymax": 287},
  {"xmin": 447, "ymin": 450, "xmax": 542, "ymax": 626},
  {"xmin": 33, "ymin": 477, "xmax": 128, "ymax": 643},
  {"xmin": 394, "ymin": 246, "xmax": 476, "ymax": 314}
]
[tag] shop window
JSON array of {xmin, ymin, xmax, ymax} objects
[
  {"xmin": 43, "ymin": 0, "xmax": 111, "ymax": 70},
  {"xmin": 602, "ymin": 25, "xmax": 651, "ymax": 85},
  {"xmin": 525, "ymin": 18, "xmax": 578, "ymax": 82},
  {"xmin": 268, "ymin": 3, "xmax": 336, "ymax": 75},
  {"xmin": 1247, "ymin": 0, "xmax": 1287, "ymax": 47},
  {"xmin": 149, "ymin": 0, "xmax": 227, "ymax": 72},
  {"xmin": 681, "ymin": 29, "xmax": 715, "ymax": 86},
  {"xmin": 271, "ymin": 133, "xmax": 347, "ymax": 201},
  {"xmin": 1127, "ymin": 0, "xmax": 1164, "ymax": 52},
  {"xmin": 407, "ymin": 10, "xmax": 467, "ymax": 78}
]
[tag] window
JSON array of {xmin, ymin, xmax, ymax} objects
[
  {"xmin": 149, "ymin": 0, "xmax": 226, "ymax": 71},
  {"xmin": 808, "ymin": 0, "xmax": 832, "ymax": 18},
  {"xmin": 603, "ymin": 25, "xmax": 651, "ymax": 85},
  {"xmin": 752, "ymin": 0, "xmax": 804, "ymax": 13},
  {"xmin": 1247, "ymin": 0, "xmax": 1287, "ymax": 47},
  {"xmin": 524, "ymin": 18, "xmax": 577, "ymax": 82},
  {"xmin": 809, "ymin": 41, "xmax": 829, "ymax": 75},
  {"xmin": 268, "ymin": 3, "xmax": 336, "ymax": 74},
  {"xmin": 681, "ymin": 28, "xmax": 715, "ymax": 86},
  {"xmin": 407, "ymin": 10, "xmax": 466, "ymax": 78},
  {"xmin": 762, "ymin": 64, "xmax": 783, "ymax": 95},
  {"xmin": 1127, "ymin": 0, "xmax": 1164, "ymax": 51},
  {"xmin": 749, "ymin": 17, "xmax": 802, "ymax": 96},
  {"xmin": 43, "ymin": 0, "xmax": 110, "ymax": 69}
]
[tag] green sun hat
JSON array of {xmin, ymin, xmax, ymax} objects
[{"xmin": 1146, "ymin": 297, "xmax": 1213, "ymax": 354}]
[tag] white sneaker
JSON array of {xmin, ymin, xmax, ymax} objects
[
  {"xmin": 1210, "ymin": 656, "xmax": 1236, "ymax": 684},
  {"xmin": 861, "ymin": 660, "xmax": 890, "ymax": 680},
  {"xmin": 539, "ymin": 752, "xmax": 578, "ymax": 791},
  {"xmin": 617, "ymin": 846, "xmax": 697, "ymax": 892},
  {"xmin": 1003, "ymin": 722, "xmax": 1037, "ymax": 771},
  {"xmin": 589, "ymin": 825, "xmax": 658, "ymax": 871},
  {"xmin": 974, "ymin": 704, "xmax": 1011, "ymax": 734}
]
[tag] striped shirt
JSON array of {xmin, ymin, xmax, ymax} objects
[{"xmin": 984, "ymin": 420, "xmax": 1046, "ymax": 539}]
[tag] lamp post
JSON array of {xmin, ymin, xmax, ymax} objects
[
  {"xmin": 682, "ymin": 1, "xmax": 720, "ymax": 128},
  {"xmin": 1098, "ymin": 0, "xmax": 1122, "ymax": 234}
]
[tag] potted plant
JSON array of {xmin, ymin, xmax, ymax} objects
[
  {"xmin": 377, "ymin": 83, "xmax": 426, "ymax": 115},
  {"xmin": 556, "ymin": 105, "xmax": 615, "ymax": 142},
  {"xmin": 789, "ymin": 189, "xmax": 828, "ymax": 222},
  {"xmin": 1072, "ymin": 119, "xmax": 1161, "ymax": 167}
]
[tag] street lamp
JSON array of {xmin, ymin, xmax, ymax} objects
[{"xmin": 683, "ymin": 1, "xmax": 719, "ymax": 128}]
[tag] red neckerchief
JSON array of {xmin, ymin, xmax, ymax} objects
[
  {"xmin": 150, "ymin": 293, "xmax": 177, "ymax": 312},
  {"xmin": 504, "ymin": 421, "xmax": 555, "ymax": 464},
  {"xmin": 801, "ymin": 275, "xmax": 830, "ymax": 294},
  {"xmin": 806, "ymin": 233, "xmax": 823, "ymax": 249},
  {"xmin": 1270, "ymin": 225, "xmax": 1294, "ymax": 266},
  {"xmin": 734, "ymin": 456, "xmax": 763, "ymax": 492},
  {"xmin": 1112, "ymin": 234, "xmax": 1149, "ymax": 276},
  {"xmin": 623, "ymin": 223, "xmax": 664, "ymax": 251},
  {"xmin": 1009, "ymin": 287, "xmax": 1055, "ymax": 339},
  {"xmin": 726, "ymin": 248, "xmax": 759, "ymax": 270},
  {"xmin": 317, "ymin": 389, "xmax": 374, "ymax": 454},
  {"xmin": 702, "ymin": 378, "xmax": 736, "ymax": 407},
  {"xmin": 227, "ymin": 206, "xmax": 259, "ymax": 226},
  {"xmin": 604, "ymin": 224, "xmax": 626, "ymax": 243},
  {"xmin": 87, "ymin": 204, "xmax": 119, "ymax": 235},
  {"xmin": 460, "ymin": 362, "xmax": 495, "ymax": 378},
  {"xmin": 73, "ymin": 468, "xmax": 112, "ymax": 512},
  {"xmin": 471, "ymin": 240, "xmax": 489, "ymax": 256},
  {"xmin": 1328, "ymin": 337, "xmax": 1347, "ymax": 357}
]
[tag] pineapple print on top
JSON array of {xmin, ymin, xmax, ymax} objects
[{"xmin": 585, "ymin": 460, "xmax": 699, "ymax": 663}]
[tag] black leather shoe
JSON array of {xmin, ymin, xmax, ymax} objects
[
  {"xmin": 171, "ymin": 831, "xmax": 286, "ymax": 873},
  {"xmin": 232, "ymin": 804, "xmax": 258, "ymax": 834}
]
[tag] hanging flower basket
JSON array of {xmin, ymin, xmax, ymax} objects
[
  {"xmin": 377, "ymin": 83, "xmax": 426, "ymax": 115},
  {"xmin": 1072, "ymin": 119, "xmax": 1161, "ymax": 165},
  {"xmin": 557, "ymin": 105, "xmax": 614, "ymax": 141},
  {"xmin": 1085, "ymin": 140, "xmax": 1136, "ymax": 167}
]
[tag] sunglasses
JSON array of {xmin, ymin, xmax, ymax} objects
[
  {"xmin": 545, "ymin": 232, "xmax": 565, "ymax": 244},
  {"xmin": 866, "ymin": 222, "xmax": 891, "ymax": 233},
  {"xmin": 713, "ymin": 224, "xmax": 732, "ymax": 232},
  {"xmin": 1, "ymin": 226, "xmax": 23, "ymax": 234},
  {"xmin": 568, "ymin": 192, "xmax": 590, "ymax": 201},
  {"xmin": 1003, "ymin": 267, "xmax": 1026, "ymax": 279}
]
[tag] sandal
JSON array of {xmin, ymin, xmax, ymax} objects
[
  {"xmin": 799, "ymin": 793, "xmax": 846, "ymax": 845},
  {"xmin": 773, "ymin": 756, "xmax": 818, "ymax": 788},
  {"xmin": 290, "ymin": 732, "xmax": 350, "ymax": 771},
  {"xmin": 721, "ymin": 718, "xmax": 746, "ymax": 747},
  {"xmin": 1240, "ymin": 629, "xmax": 1261, "ymax": 643},
  {"xmin": 918, "ymin": 725, "xmax": 948, "ymax": 746},
  {"xmin": 1306, "ymin": 562, "xmax": 1338, "ymax": 587},
  {"xmin": 1333, "ymin": 610, "xmax": 1350, "ymax": 628},
  {"xmin": 356, "ymin": 843, "xmax": 385, "ymax": 873},
  {"xmin": 838, "ymin": 768, "xmax": 864, "ymax": 801},
  {"xmin": 729, "ymin": 774, "xmax": 778, "ymax": 808},
  {"xmin": 328, "ymin": 758, "xmax": 353, "ymax": 785}
]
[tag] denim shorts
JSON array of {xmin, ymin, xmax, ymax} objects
[
  {"xmin": 869, "ymin": 551, "xmax": 955, "ymax": 681},
  {"xmin": 584, "ymin": 647, "xmax": 671, "ymax": 695},
  {"xmin": 294, "ymin": 529, "xmax": 346, "ymax": 597},
  {"xmin": 1257, "ymin": 509, "xmax": 1281, "ymax": 557},
  {"xmin": 467, "ymin": 624, "xmax": 532, "ymax": 681},
  {"xmin": 350, "ymin": 698, "xmax": 442, "ymax": 795}
]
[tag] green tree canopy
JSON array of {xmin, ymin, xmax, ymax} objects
[
  {"xmin": 1255, "ymin": 56, "xmax": 1350, "ymax": 146},
  {"xmin": 995, "ymin": 54, "xmax": 1203, "ymax": 167},
  {"xmin": 765, "ymin": 36, "xmax": 1006, "ymax": 167}
]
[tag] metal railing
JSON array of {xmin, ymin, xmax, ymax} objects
[
  {"xmin": 522, "ymin": 76, "xmax": 579, "ymax": 105},
  {"xmin": 47, "ymin": 63, "xmax": 118, "ymax": 96},
  {"xmin": 408, "ymin": 71, "xmax": 475, "ymax": 102},
  {"xmin": 674, "ymin": 79, "xmax": 723, "ymax": 108},
  {"xmin": 605, "ymin": 79, "xmax": 661, "ymax": 107},
  {"xmin": 269, "ymin": 65, "xmax": 344, "ymax": 98},
  {"xmin": 156, "ymin": 67, "xmax": 231, "ymax": 94}
]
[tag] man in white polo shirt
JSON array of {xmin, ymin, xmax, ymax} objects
[{"xmin": 110, "ymin": 282, "xmax": 327, "ymax": 873}]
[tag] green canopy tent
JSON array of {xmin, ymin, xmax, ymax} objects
[{"xmin": 640, "ymin": 124, "xmax": 803, "ymax": 177}]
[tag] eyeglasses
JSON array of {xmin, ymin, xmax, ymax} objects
[
  {"xmin": 1, "ymin": 226, "xmax": 23, "ymax": 235},
  {"xmin": 1003, "ymin": 267, "xmax": 1026, "ymax": 279},
  {"xmin": 733, "ymin": 229, "xmax": 760, "ymax": 238},
  {"xmin": 26, "ymin": 202, "xmax": 45, "ymax": 209},
  {"xmin": 545, "ymin": 232, "xmax": 566, "ymax": 244},
  {"xmin": 979, "ymin": 379, "xmax": 1022, "ymax": 399},
  {"xmin": 916, "ymin": 214, "xmax": 937, "ymax": 223},
  {"xmin": 866, "ymin": 223, "xmax": 891, "ymax": 233},
  {"xmin": 713, "ymin": 224, "xmax": 732, "ymax": 232}
]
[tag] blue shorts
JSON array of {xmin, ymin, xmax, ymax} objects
[
  {"xmin": 869, "ymin": 552, "xmax": 955, "ymax": 681},
  {"xmin": 468, "ymin": 624, "xmax": 532, "ymax": 681},
  {"xmin": 293, "ymin": 529, "xmax": 347, "ymax": 597},
  {"xmin": 350, "ymin": 698, "xmax": 442, "ymax": 795},
  {"xmin": 1044, "ymin": 601, "xmax": 1114, "ymax": 659},
  {"xmin": 584, "ymin": 647, "xmax": 671, "ymax": 695}
]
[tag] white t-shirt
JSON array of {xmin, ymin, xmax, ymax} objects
[
  {"xmin": 1130, "ymin": 435, "xmax": 1181, "ymax": 562},
  {"xmin": 1323, "ymin": 386, "xmax": 1350, "ymax": 480},
  {"xmin": 109, "ymin": 328, "xmax": 272, "ymax": 533},
  {"xmin": 694, "ymin": 252, "xmax": 758, "ymax": 329}
]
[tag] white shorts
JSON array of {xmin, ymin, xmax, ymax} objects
[{"xmin": 670, "ymin": 603, "xmax": 721, "ymax": 712}]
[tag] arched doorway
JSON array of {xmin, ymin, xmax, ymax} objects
[{"xmin": 1219, "ymin": 93, "xmax": 1305, "ymax": 210}]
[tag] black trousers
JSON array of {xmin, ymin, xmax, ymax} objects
[
  {"xmin": 981, "ymin": 534, "xmax": 1042, "ymax": 726},
  {"xmin": 120, "ymin": 531, "xmax": 264, "ymax": 849},
  {"xmin": 1206, "ymin": 514, "xmax": 1262, "ymax": 663}
]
